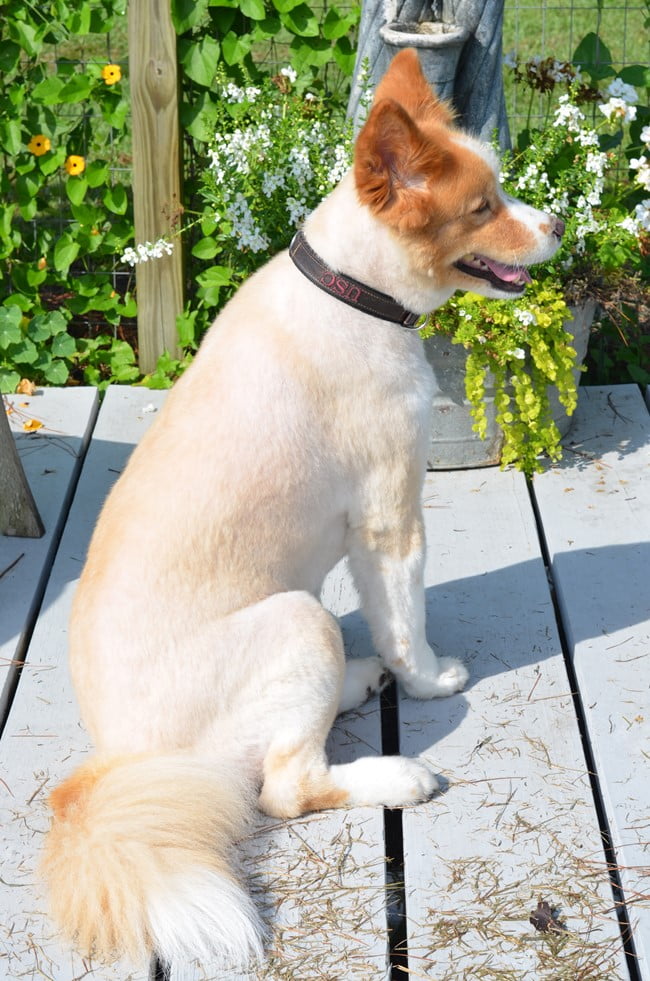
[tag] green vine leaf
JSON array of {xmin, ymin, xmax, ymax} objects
[
  {"xmin": 179, "ymin": 36, "xmax": 221, "ymax": 86},
  {"xmin": 53, "ymin": 234, "xmax": 81, "ymax": 274},
  {"xmin": 0, "ymin": 307, "xmax": 23, "ymax": 350}
]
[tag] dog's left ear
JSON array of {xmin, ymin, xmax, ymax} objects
[
  {"xmin": 374, "ymin": 48, "xmax": 455, "ymax": 128},
  {"xmin": 354, "ymin": 98, "xmax": 453, "ymax": 228}
]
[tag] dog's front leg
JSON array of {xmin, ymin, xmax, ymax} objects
[{"xmin": 348, "ymin": 514, "xmax": 468, "ymax": 699}]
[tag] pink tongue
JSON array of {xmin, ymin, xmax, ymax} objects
[{"xmin": 483, "ymin": 256, "xmax": 532, "ymax": 284}]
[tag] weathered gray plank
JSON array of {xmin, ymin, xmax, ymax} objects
[
  {"xmin": 1, "ymin": 387, "xmax": 166, "ymax": 981},
  {"xmin": 533, "ymin": 385, "xmax": 650, "ymax": 979},
  {"xmin": 170, "ymin": 563, "xmax": 391, "ymax": 981},
  {"xmin": 399, "ymin": 466, "xmax": 628, "ymax": 979},
  {"xmin": 0, "ymin": 388, "xmax": 98, "ymax": 723}
]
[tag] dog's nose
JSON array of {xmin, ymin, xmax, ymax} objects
[{"xmin": 551, "ymin": 216, "xmax": 565, "ymax": 239}]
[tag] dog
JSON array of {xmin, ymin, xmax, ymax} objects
[{"xmin": 41, "ymin": 49, "xmax": 563, "ymax": 970}]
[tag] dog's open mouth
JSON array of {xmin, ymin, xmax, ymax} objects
[{"xmin": 454, "ymin": 253, "xmax": 532, "ymax": 293}]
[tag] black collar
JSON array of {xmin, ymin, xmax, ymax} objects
[{"xmin": 289, "ymin": 230, "xmax": 421, "ymax": 329}]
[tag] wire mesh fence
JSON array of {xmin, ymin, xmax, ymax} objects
[{"xmin": 503, "ymin": 0, "xmax": 649, "ymax": 134}]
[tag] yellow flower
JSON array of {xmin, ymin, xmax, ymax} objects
[
  {"xmin": 28, "ymin": 134, "xmax": 51, "ymax": 156},
  {"xmin": 101, "ymin": 64, "xmax": 122, "ymax": 85},
  {"xmin": 65, "ymin": 155, "xmax": 85, "ymax": 176}
]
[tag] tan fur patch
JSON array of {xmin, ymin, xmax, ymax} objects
[
  {"xmin": 48, "ymin": 758, "xmax": 114, "ymax": 819},
  {"xmin": 260, "ymin": 744, "xmax": 350, "ymax": 818},
  {"xmin": 299, "ymin": 776, "xmax": 350, "ymax": 813}
]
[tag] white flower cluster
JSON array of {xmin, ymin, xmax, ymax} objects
[
  {"xmin": 121, "ymin": 239, "xmax": 174, "ymax": 266},
  {"xmin": 631, "ymin": 158, "xmax": 650, "ymax": 191},
  {"xmin": 280, "ymin": 66, "xmax": 297, "ymax": 84},
  {"xmin": 619, "ymin": 200, "xmax": 650, "ymax": 234},
  {"xmin": 598, "ymin": 78, "xmax": 638, "ymax": 124},
  {"xmin": 205, "ymin": 95, "xmax": 352, "ymax": 252},
  {"xmin": 262, "ymin": 172, "xmax": 285, "ymax": 195},
  {"xmin": 574, "ymin": 193, "xmax": 601, "ymax": 251},
  {"xmin": 528, "ymin": 81, "xmax": 650, "ymax": 247},
  {"xmin": 286, "ymin": 197, "xmax": 309, "ymax": 225},
  {"xmin": 553, "ymin": 96, "xmax": 585, "ymax": 132},
  {"xmin": 629, "ymin": 125, "xmax": 650, "ymax": 194},
  {"xmin": 208, "ymin": 122, "xmax": 273, "ymax": 181},
  {"xmin": 225, "ymin": 192, "xmax": 269, "ymax": 254},
  {"xmin": 223, "ymin": 82, "xmax": 262, "ymax": 104},
  {"xmin": 288, "ymin": 145, "xmax": 312, "ymax": 183},
  {"xmin": 327, "ymin": 143, "xmax": 350, "ymax": 186},
  {"xmin": 206, "ymin": 120, "xmax": 277, "ymax": 252},
  {"xmin": 514, "ymin": 308, "xmax": 537, "ymax": 327},
  {"xmin": 599, "ymin": 97, "xmax": 637, "ymax": 125},
  {"xmin": 553, "ymin": 96, "xmax": 598, "ymax": 147},
  {"xmin": 515, "ymin": 161, "xmax": 552, "ymax": 196}
]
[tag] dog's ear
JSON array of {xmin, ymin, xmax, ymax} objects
[
  {"xmin": 354, "ymin": 98, "xmax": 453, "ymax": 227},
  {"xmin": 373, "ymin": 48, "xmax": 455, "ymax": 127}
]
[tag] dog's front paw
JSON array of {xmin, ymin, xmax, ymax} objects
[
  {"xmin": 401, "ymin": 656, "xmax": 469, "ymax": 700},
  {"xmin": 338, "ymin": 656, "xmax": 392, "ymax": 714}
]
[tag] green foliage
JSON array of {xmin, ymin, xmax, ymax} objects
[
  {"xmin": 1, "ymin": 0, "xmax": 360, "ymax": 392},
  {"xmin": 0, "ymin": 0, "xmax": 137, "ymax": 392},
  {"xmin": 121, "ymin": 3, "xmax": 360, "ymax": 362},
  {"xmin": 504, "ymin": 32, "xmax": 649, "ymax": 390},
  {"xmin": 420, "ymin": 285, "xmax": 580, "ymax": 476},
  {"xmin": 196, "ymin": 70, "xmax": 353, "ymax": 303}
]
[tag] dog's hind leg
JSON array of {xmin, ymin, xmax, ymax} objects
[
  {"xmin": 249, "ymin": 592, "xmax": 437, "ymax": 819},
  {"xmin": 259, "ymin": 738, "xmax": 438, "ymax": 818}
]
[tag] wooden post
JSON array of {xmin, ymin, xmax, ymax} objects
[
  {"xmin": 128, "ymin": 0, "xmax": 184, "ymax": 373},
  {"xmin": 0, "ymin": 400, "xmax": 44, "ymax": 538}
]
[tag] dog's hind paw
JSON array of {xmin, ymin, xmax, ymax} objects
[{"xmin": 333, "ymin": 755, "xmax": 439, "ymax": 806}]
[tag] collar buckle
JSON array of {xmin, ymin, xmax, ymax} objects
[{"xmin": 400, "ymin": 310, "xmax": 422, "ymax": 329}]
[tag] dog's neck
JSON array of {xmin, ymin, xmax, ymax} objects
[{"xmin": 302, "ymin": 172, "xmax": 456, "ymax": 315}]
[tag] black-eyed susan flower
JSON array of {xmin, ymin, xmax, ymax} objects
[
  {"xmin": 28, "ymin": 134, "xmax": 51, "ymax": 156},
  {"xmin": 101, "ymin": 64, "xmax": 122, "ymax": 85},
  {"xmin": 65, "ymin": 155, "xmax": 85, "ymax": 176}
]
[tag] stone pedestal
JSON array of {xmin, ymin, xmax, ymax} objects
[{"xmin": 349, "ymin": 0, "xmax": 510, "ymax": 149}]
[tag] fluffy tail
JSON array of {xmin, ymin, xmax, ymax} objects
[{"xmin": 41, "ymin": 753, "xmax": 264, "ymax": 969}]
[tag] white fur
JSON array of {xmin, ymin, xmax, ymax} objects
[
  {"xmin": 338, "ymin": 656, "xmax": 389, "ymax": 713},
  {"xmin": 148, "ymin": 870, "xmax": 264, "ymax": 968},
  {"xmin": 329, "ymin": 756, "xmax": 440, "ymax": 806}
]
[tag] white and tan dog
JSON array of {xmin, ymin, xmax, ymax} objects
[{"xmin": 42, "ymin": 50, "xmax": 563, "ymax": 969}]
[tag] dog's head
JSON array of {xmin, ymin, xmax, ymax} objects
[{"xmin": 354, "ymin": 49, "xmax": 563, "ymax": 300}]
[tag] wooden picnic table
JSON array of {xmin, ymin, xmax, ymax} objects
[{"xmin": 1, "ymin": 383, "xmax": 648, "ymax": 981}]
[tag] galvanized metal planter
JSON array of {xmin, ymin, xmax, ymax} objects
[{"xmin": 425, "ymin": 300, "xmax": 597, "ymax": 470}]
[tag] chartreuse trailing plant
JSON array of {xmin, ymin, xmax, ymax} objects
[
  {"xmin": 420, "ymin": 284, "xmax": 579, "ymax": 477},
  {"xmin": 415, "ymin": 25, "xmax": 649, "ymax": 476}
]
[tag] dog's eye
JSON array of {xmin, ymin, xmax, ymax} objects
[{"xmin": 473, "ymin": 200, "xmax": 490, "ymax": 215}]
